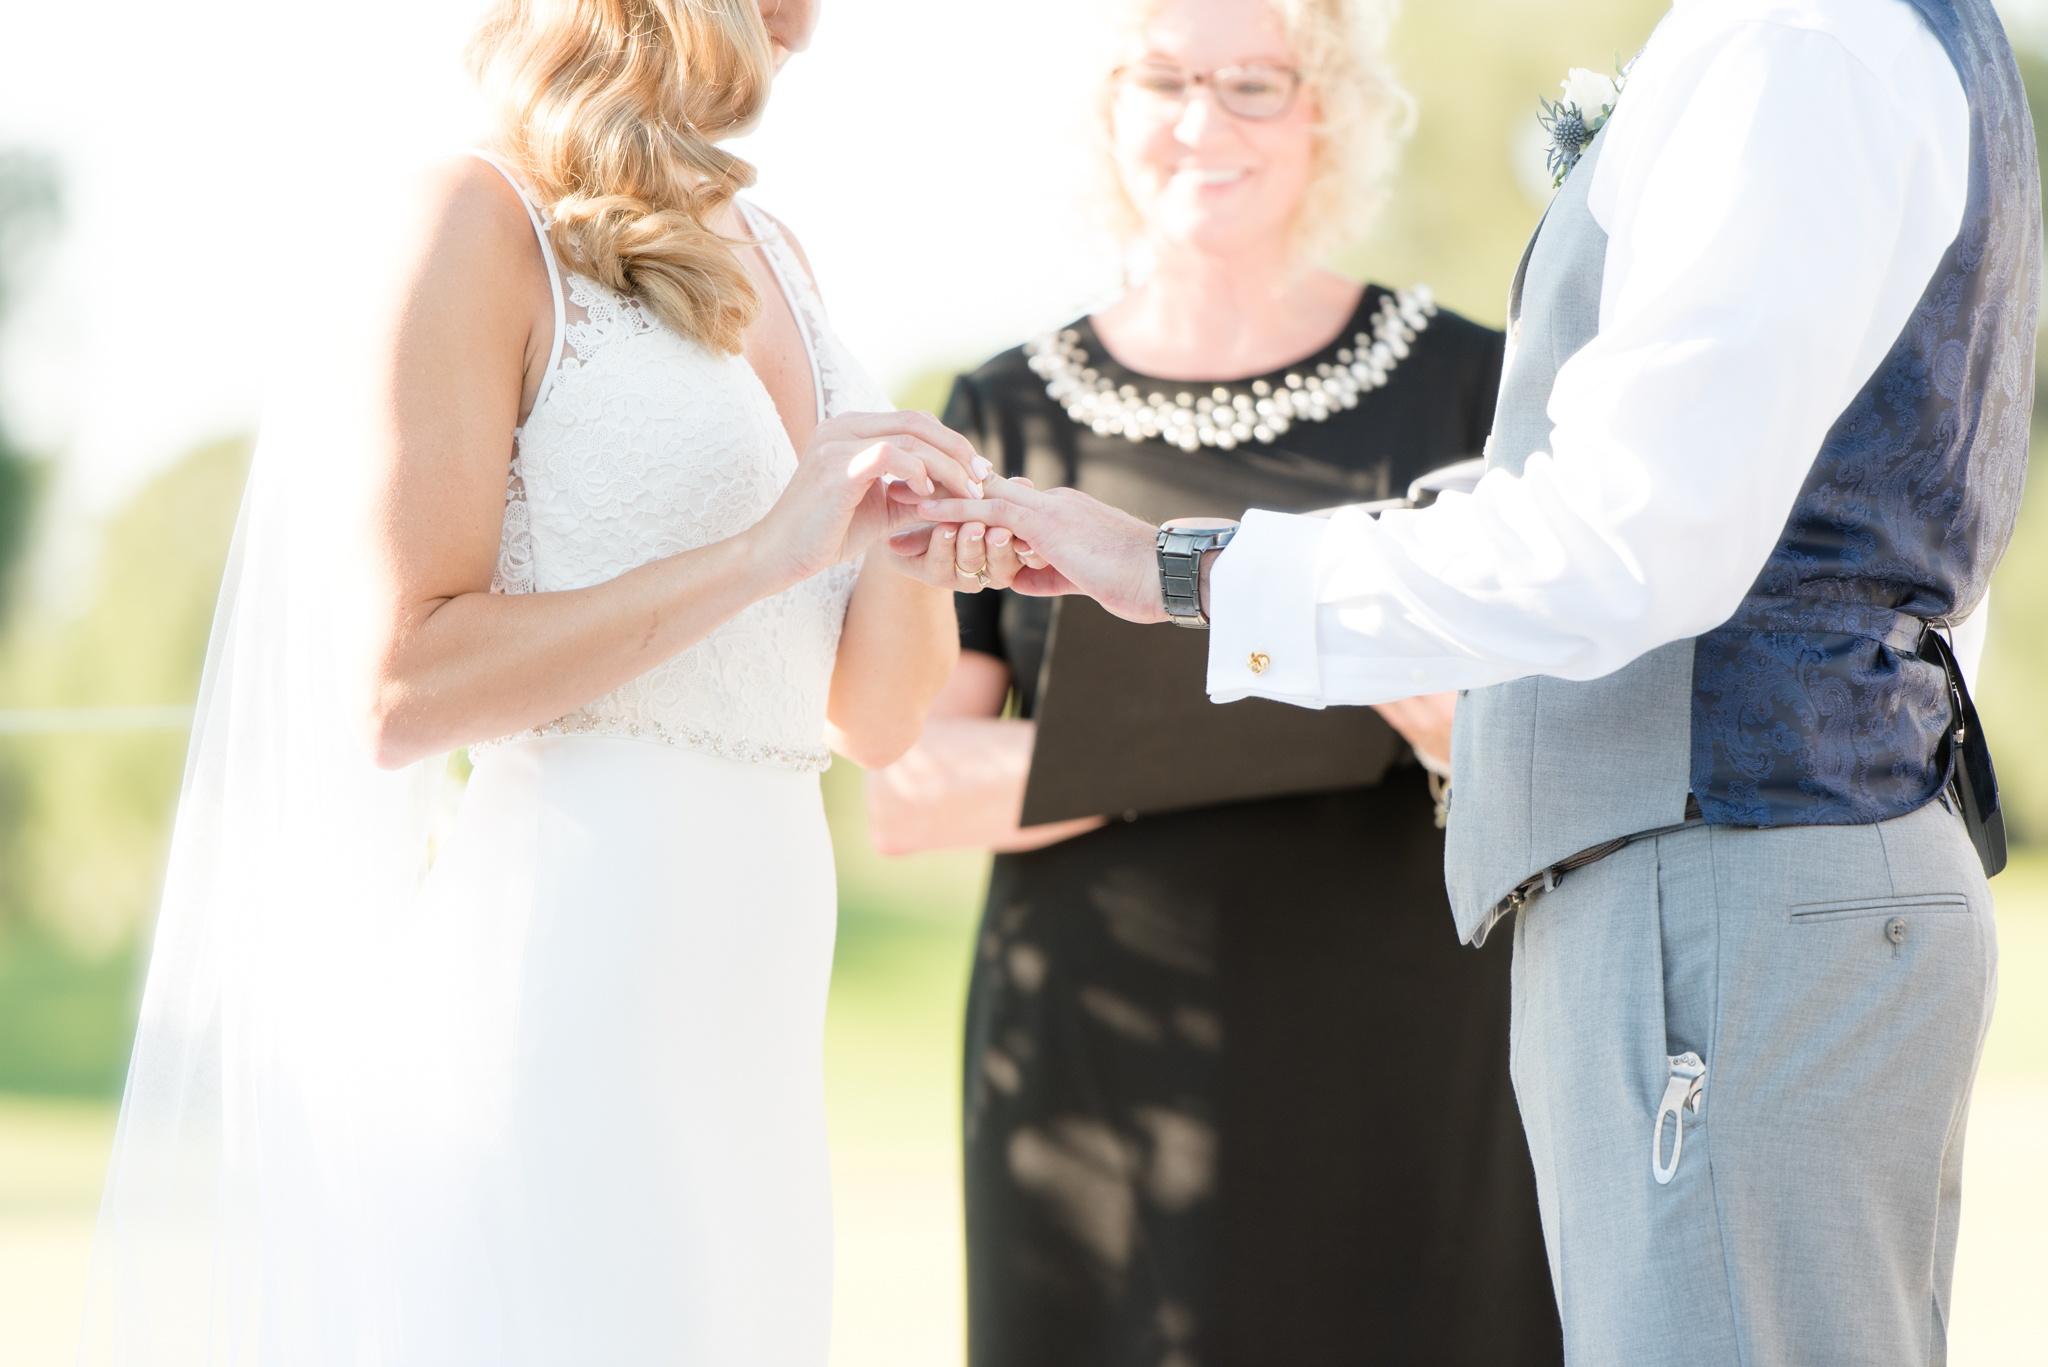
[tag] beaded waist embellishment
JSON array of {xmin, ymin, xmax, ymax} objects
[
  {"xmin": 1026, "ymin": 286, "xmax": 1436, "ymax": 451},
  {"xmin": 472, "ymin": 713, "xmax": 832, "ymax": 773}
]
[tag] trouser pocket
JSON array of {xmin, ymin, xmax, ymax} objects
[
  {"xmin": 1652, "ymin": 829, "xmax": 1717, "ymax": 1185},
  {"xmin": 1789, "ymin": 893, "xmax": 1971, "ymax": 961}
]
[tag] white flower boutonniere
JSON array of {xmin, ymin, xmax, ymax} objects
[{"xmin": 1539, "ymin": 66, "xmax": 1624, "ymax": 188}]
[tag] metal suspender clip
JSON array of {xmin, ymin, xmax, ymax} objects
[{"xmin": 1652, "ymin": 1052, "xmax": 1707, "ymax": 1185}]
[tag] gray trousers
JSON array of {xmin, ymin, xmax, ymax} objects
[{"xmin": 1509, "ymin": 796, "xmax": 1997, "ymax": 1366}]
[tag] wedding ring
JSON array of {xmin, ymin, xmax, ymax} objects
[{"xmin": 957, "ymin": 566, "xmax": 993, "ymax": 588}]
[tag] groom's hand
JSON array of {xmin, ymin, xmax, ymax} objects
[{"xmin": 918, "ymin": 476, "xmax": 1168, "ymax": 624}]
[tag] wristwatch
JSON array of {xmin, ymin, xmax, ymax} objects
[{"xmin": 1156, "ymin": 522, "xmax": 1238, "ymax": 629}]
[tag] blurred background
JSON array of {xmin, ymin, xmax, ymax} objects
[{"xmin": 1, "ymin": 0, "xmax": 2044, "ymax": 1362}]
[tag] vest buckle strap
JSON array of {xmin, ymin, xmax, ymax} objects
[{"xmin": 1725, "ymin": 595, "xmax": 1930, "ymax": 654}]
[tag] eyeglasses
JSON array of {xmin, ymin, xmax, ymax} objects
[{"xmin": 1112, "ymin": 62, "xmax": 1304, "ymax": 122}]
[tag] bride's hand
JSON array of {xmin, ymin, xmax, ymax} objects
[
  {"xmin": 749, "ymin": 411, "xmax": 991, "ymax": 585},
  {"xmin": 883, "ymin": 481, "xmax": 1042, "ymax": 591}
]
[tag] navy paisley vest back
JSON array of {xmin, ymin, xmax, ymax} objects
[
  {"xmin": 1694, "ymin": 0, "xmax": 2039, "ymax": 825},
  {"xmin": 1444, "ymin": 0, "xmax": 2039, "ymax": 942}
]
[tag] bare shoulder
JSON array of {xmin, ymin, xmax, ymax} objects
[
  {"xmin": 388, "ymin": 154, "xmax": 545, "ymax": 278},
  {"xmin": 350, "ymin": 155, "xmax": 554, "ymax": 426}
]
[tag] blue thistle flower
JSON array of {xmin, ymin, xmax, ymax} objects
[{"xmin": 1538, "ymin": 97, "xmax": 1592, "ymax": 188}]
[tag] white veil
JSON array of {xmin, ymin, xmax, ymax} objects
[{"xmin": 77, "ymin": 360, "xmax": 450, "ymax": 1362}]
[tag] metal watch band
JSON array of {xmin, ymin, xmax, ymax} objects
[{"xmin": 1156, "ymin": 524, "xmax": 1237, "ymax": 628}]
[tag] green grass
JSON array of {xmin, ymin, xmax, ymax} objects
[
  {"xmin": 820, "ymin": 757, "xmax": 985, "ymax": 1147},
  {"xmin": 0, "ymin": 931, "xmax": 139, "ymax": 1097}
]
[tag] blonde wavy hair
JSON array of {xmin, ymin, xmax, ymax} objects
[
  {"xmin": 466, "ymin": 0, "xmax": 773, "ymax": 354},
  {"xmin": 1097, "ymin": 0, "xmax": 1414, "ymax": 260}
]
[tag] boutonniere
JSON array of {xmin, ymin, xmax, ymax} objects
[{"xmin": 1539, "ymin": 65, "xmax": 1626, "ymax": 188}]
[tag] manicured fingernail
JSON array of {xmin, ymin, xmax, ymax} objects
[
  {"xmin": 921, "ymin": 478, "xmax": 935, "ymax": 495},
  {"xmin": 968, "ymin": 527, "xmax": 983, "ymax": 540},
  {"xmin": 971, "ymin": 482, "xmax": 984, "ymax": 499},
  {"xmin": 941, "ymin": 527, "xmax": 956, "ymax": 540},
  {"xmin": 991, "ymin": 530, "xmax": 1011, "ymax": 547},
  {"xmin": 972, "ymin": 457, "xmax": 994, "ymax": 480}
]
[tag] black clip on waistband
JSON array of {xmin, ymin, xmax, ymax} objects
[{"xmin": 1919, "ymin": 623, "xmax": 2007, "ymax": 879}]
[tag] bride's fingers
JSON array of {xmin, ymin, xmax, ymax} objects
[
  {"xmin": 899, "ymin": 520, "xmax": 993, "ymax": 591},
  {"xmin": 849, "ymin": 438, "xmax": 983, "ymax": 501},
  {"xmin": 886, "ymin": 521, "xmax": 939, "ymax": 557},
  {"xmin": 929, "ymin": 521, "xmax": 961, "ymax": 579},
  {"xmin": 853, "ymin": 441, "xmax": 935, "ymax": 496},
  {"xmin": 899, "ymin": 435, "xmax": 983, "ymax": 498},
  {"xmin": 831, "ymin": 411, "xmax": 992, "ymax": 485},
  {"xmin": 828, "ymin": 417, "xmax": 986, "ymax": 498},
  {"xmin": 955, "ymin": 522, "xmax": 989, "ymax": 580},
  {"xmin": 983, "ymin": 529, "xmax": 1028, "ymax": 587}
]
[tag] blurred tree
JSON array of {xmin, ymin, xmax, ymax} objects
[
  {"xmin": 0, "ymin": 150, "xmax": 59, "ymax": 621},
  {"xmin": 1340, "ymin": 0, "xmax": 1668, "ymax": 321},
  {"xmin": 0, "ymin": 437, "xmax": 249, "ymax": 953},
  {"xmin": 0, "ymin": 437, "xmax": 247, "ymax": 1093}
]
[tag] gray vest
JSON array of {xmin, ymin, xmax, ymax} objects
[{"xmin": 1444, "ymin": 133, "xmax": 1693, "ymax": 945}]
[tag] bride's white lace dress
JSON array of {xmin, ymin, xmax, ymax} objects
[{"xmin": 378, "ymin": 163, "xmax": 882, "ymax": 1361}]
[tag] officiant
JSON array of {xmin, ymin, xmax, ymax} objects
[
  {"xmin": 913, "ymin": 0, "xmax": 2035, "ymax": 1361},
  {"xmin": 865, "ymin": 1, "xmax": 1558, "ymax": 1363}
]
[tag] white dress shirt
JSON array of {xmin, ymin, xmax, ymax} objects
[{"xmin": 1207, "ymin": 0, "xmax": 1972, "ymax": 707}]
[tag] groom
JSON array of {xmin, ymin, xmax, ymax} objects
[{"xmin": 920, "ymin": 0, "xmax": 2038, "ymax": 1361}]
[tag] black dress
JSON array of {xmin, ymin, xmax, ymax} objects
[{"xmin": 946, "ymin": 287, "xmax": 1562, "ymax": 1367}]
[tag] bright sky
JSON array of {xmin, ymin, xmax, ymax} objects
[
  {"xmin": 8, "ymin": 0, "xmax": 2047, "ymax": 529},
  {"xmin": 0, "ymin": 0, "xmax": 1113, "ymax": 524}
]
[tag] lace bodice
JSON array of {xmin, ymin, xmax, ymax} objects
[{"xmin": 482, "ymin": 186, "xmax": 891, "ymax": 772}]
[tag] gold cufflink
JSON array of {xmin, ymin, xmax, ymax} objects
[{"xmin": 1248, "ymin": 653, "xmax": 1270, "ymax": 674}]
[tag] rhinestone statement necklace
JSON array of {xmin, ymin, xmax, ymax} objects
[{"xmin": 1026, "ymin": 286, "xmax": 1436, "ymax": 451}]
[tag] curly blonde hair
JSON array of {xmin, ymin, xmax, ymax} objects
[
  {"xmin": 466, "ymin": 0, "xmax": 772, "ymax": 355},
  {"xmin": 1097, "ymin": 0, "xmax": 1414, "ymax": 260}
]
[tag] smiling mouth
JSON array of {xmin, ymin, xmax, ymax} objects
[{"xmin": 1174, "ymin": 167, "xmax": 1252, "ymax": 187}]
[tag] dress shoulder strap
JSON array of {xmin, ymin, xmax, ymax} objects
[
  {"xmin": 735, "ymin": 198, "xmax": 828, "ymax": 427},
  {"xmin": 465, "ymin": 150, "xmax": 569, "ymax": 424}
]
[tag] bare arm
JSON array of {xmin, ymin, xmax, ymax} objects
[
  {"xmin": 825, "ymin": 559, "xmax": 961, "ymax": 769},
  {"xmin": 359, "ymin": 159, "xmax": 984, "ymax": 769},
  {"xmin": 864, "ymin": 648, "xmax": 1107, "ymax": 855}
]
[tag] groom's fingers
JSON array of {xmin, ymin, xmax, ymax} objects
[
  {"xmin": 915, "ymin": 476, "xmax": 1051, "ymax": 536},
  {"xmin": 1007, "ymin": 564, "xmax": 1077, "ymax": 597},
  {"xmin": 918, "ymin": 472, "xmax": 1057, "ymax": 526}
]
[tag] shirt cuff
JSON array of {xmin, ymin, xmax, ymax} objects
[{"xmin": 1206, "ymin": 509, "xmax": 1329, "ymax": 706}]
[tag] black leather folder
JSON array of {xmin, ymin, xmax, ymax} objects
[
  {"xmin": 1017, "ymin": 595, "xmax": 1403, "ymax": 825},
  {"xmin": 1015, "ymin": 459, "xmax": 1483, "ymax": 826}
]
